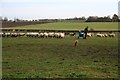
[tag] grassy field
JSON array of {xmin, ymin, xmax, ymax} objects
[
  {"xmin": 3, "ymin": 22, "xmax": 118, "ymax": 30},
  {"xmin": 2, "ymin": 35, "xmax": 118, "ymax": 78}
]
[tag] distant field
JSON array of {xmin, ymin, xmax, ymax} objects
[
  {"xmin": 2, "ymin": 22, "xmax": 118, "ymax": 30},
  {"xmin": 2, "ymin": 36, "xmax": 118, "ymax": 78}
]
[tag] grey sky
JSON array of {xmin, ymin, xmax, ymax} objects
[{"xmin": 1, "ymin": 0, "xmax": 119, "ymax": 20}]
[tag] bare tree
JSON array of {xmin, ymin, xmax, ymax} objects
[
  {"xmin": 112, "ymin": 14, "xmax": 119, "ymax": 22},
  {"xmin": 3, "ymin": 17, "xmax": 8, "ymax": 21}
]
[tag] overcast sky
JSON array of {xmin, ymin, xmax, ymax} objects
[{"xmin": 1, "ymin": 0, "xmax": 119, "ymax": 20}]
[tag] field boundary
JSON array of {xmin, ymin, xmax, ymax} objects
[
  {"xmin": 2, "ymin": 21, "xmax": 51, "ymax": 27},
  {"xmin": 1, "ymin": 29, "xmax": 120, "ymax": 33}
]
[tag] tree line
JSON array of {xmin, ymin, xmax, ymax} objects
[
  {"xmin": 0, "ymin": 14, "xmax": 119, "ymax": 22},
  {"xmin": 86, "ymin": 14, "xmax": 119, "ymax": 22}
]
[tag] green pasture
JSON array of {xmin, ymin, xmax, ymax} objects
[
  {"xmin": 3, "ymin": 22, "xmax": 118, "ymax": 30},
  {"xmin": 2, "ymin": 35, "xmax": 118, "ymax": 78}
]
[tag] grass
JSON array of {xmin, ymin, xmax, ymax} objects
[
  {"xmin": 2, "ymin": 35, "xmax": 118, "ymax": 78},
  {"xmin": 2, "ymin": 22, "xmax": 118, "ymax": 30}
]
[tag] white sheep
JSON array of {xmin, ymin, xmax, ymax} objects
[
  {"xmin": 11, "ymin": 33, "xmax": 18, "ymax": 37},
  {"xmin": 87, "ymin": 33, "xmax": 92, "ymax": 37},
  {"xmin": 43, "ymin": 32, "xmax": 48, "ymax": 38},
  {"xmin": 26, "ymin": 32, "xmax": 30, "ymax": 37},
  {"xmin": 0, "ymin": 32, "xmax": 3, "ymax": 37},
  {"xmin": 48, "ymin": 32, "xmax": 54, "ymax": 38},
  {"xmin": 4, "ymin": 32, "xmax": 11, "ymax": 37},
  {"xmin": 96, "ymin": 33, "xmax": 103, "ymax": 37},
  {"xmin": 32, "ymin": 32, "xmax": 39, "ymax": 37},
  {"xmin": 69, "ymin": 32, "xmax": 75, "ymax": 36},
  {"xmin": 54, "ymin": 33, "xmax": 60, "ymax": 38},
  {"xmin": 59, "ymin": 33, "xmax": 65, "ymax": 38},
  {"xmin": 96, "ymin": 33, "xmax": 106, "ymax": 37},
  {"xmin": 26, "ymin": 32, "xmax": 38, "ymax": 37},
  {"xmin": 38, "ymin": 33, "xmax": 44, "ymax": 38},
  {"xmin": 108, "ymin": 33, "xmax": 115, "ymax": 37},
  {"xmin": 19, "ymin": 33, "xmax": 25, "ymax": 37},
  {"xmin": 104, "ymin": 33, "xmax": 108, "ymax": 37}
]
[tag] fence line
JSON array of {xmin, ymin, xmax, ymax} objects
[{"xmin": 1, "ymin": 29, "xmax": 120, "ymax": 33}]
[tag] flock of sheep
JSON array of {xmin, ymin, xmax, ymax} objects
[
  {"xmin": 0, "ymin": 32, "xmax": 116, "ymax": 38},
  {"xmin": 26, "ymin": 32, "xmax": 65, "ymax": 38},
  {"xmin": 86, "ymin": 33, "xmax": 116, "ymax": 37},
  {"xmin": 0, "ymin": 32, "xmax": 65, "ymax": 38}
]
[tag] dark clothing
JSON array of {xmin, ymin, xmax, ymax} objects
[
  {"xmin": 84, "ymin": 27, "xmax": 88, "ymax": 33},
  {"xmin": 83, "ymin": 32, "xmax": 87, "ymax": 39},
  {"xmin": 83, "ymin": 27, "xmax": 88, "ymax": 39}
]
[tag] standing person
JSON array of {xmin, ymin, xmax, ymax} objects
[{"xmin": 83, "ymin": 26, "xmax": 88, "ymax": 39}]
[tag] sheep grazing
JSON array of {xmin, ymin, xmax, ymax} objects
[
  {"xmin": 69, "ymin": 32, "xmax": 76, "ymax": 36},
  {"xmin": 26, "ymin": 32, "xmax": 39, "ymax": 37},
  {"xmin": 104, "ymin": 34, "xmax": 108, "ymax": 37},
  {"xmin": 96, "ymin": 33, "xmax": 103, "ymax": 37},
  {"xmin": 18, "ymin": 33, "xmax": 25, "ymax": 37},
  {"xmin": 11, "ymin": 33, "xmax": 18, "ymax": 37},
  {"xmin": 59, "ymin": 33, "xmax": 65, "ymax": 38},
  {"xmin": 48, "ymin": 32, "xmax": 54, "ymax": 38},
  {"xmin": 2, "ymin": 33, "xmax": 6, "ymax": 37},
  {"xmin": 8, "ymin": 33, "xmax": 12, "ymax": 37},
  {"xmin": 26, "ymin": 32, "xmax": 30, "ymax": 37},
  {"xmin": 3, "ymin": 32, "xmax": 10, "ymax": 37},
  {"xmin": 96, "ymin": 33, "xmax": 116, "ymax": 38},
  {"xmin": 43, "ymin": 32, "xmax": 48, "ymax": 38},
  {"xmin": 108, "ymin": 33, "xmax": 115, "ymax": 37},
  {"xmin": 54, "ymin": 33, "xmax": 60, "ymax": 38},
  {"xmin": 32, "ymin": 32, "xmax": 39, "ymax": 37},
  {"xmin": 2, "ymin": 32, "xmax": 66, "ymax": 38},
  {"xmin": 33, "ymin": 32, "xmax": 39, "ymax": 37},
  {"xmin": 87, "ymin": 33, "xmax": 92, "ymax": 37},
  {"xmin": 25, "ymin": 32, "xmax": 65, "ymax": 38},
  {"xmin": 96, "ymin": 33, "xmax": 106, "ymax": 37},
  {"xmin": 38, "ymin": 33, "xmax": 44, "ymax": 38},
  {"xmin": 54, "ymin": 32, "xmax": 65, "ymax": 38}
]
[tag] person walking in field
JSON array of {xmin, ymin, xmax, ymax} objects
[{"xmin": 83, "ymin": 26, "xmax": 88, "ymax": 39}]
